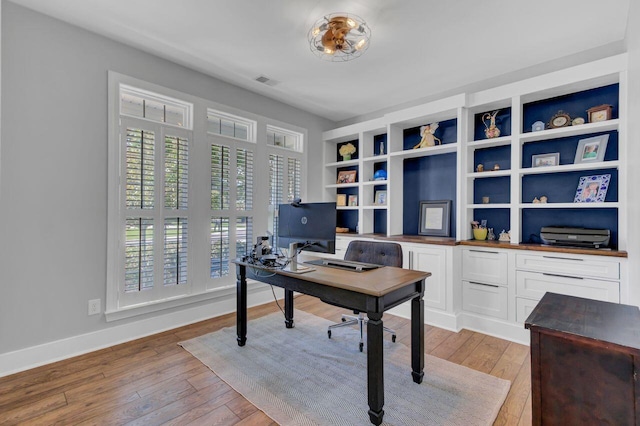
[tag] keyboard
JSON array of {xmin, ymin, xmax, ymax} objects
[{"xmin": 305, "ymin": 258, "xmax": 381, "ymax": 272}]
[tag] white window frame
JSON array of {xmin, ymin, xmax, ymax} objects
[{"xmin": 207, "ymin": 108, "xmax": 256, "ymax": 143}]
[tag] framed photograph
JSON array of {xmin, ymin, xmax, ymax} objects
[
  {"xmin": 574, "ymin": 134, "xmax": 609, "ymax": 164},
  {"xmin": 586, "ymin": 104, "xmax": 612, "ymax": 123},
  {"xmin": 374, "ymin": 190, "xmax": 387, "ymax": 206},
  {"xmin": 348, "ymin": 195, "xmax": 358, "ymax": 206},
  {"xmin": 418, "ymin": 200, "xmax": 451, "ymax": 237},
  {"xmin": 336, "ymin": 170, "xmax": 357, "ymax": 184},
  {"xmin": 532, "ymin": 152, "xmax": 560, "ymax": 168},
  {"xmin": 336, "ymin": 194, "xmax": 347, "ymax": 206},
  {"xmin": 574, "ymin": 174, "xmax": 611, "ymax": 203}
]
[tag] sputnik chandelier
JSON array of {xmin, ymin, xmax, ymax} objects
[{"xmin": 308, "ymin": 13, "xmax": 371, "ymax": 62}]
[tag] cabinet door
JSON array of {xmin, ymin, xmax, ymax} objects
[
  {"xmin": 406, "ymin": 245, "xmax": 447, "ymax": 310},
  {"xmin": 516, "ymin": 253, "xmax": 619, "ymax": 280},
  {"xmin": 462, "ymin": 281, "xmax": 508, "ymax": 320},
  {"xmin": 462, "ymin": 249, "xmax": 508, "ymax": 286}
]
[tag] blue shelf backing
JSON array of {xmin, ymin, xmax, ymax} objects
[
  {"xmin": 521, "ymin": 131, "xmax": 618, "ymax": 168},
  {"xmin": 474, "ymin": 145, "xmax": 511, "ymax": 172},
  {"xmin": 474, "ymin": 108, "xmax": 512, "ymax": 141},
  {"xmin": 403, "ymin": 118, "xmax": 457, "ymax": 151},
  {"xmin": 522, "ymin": 208, "xmax": 618, "ymax": 248},
  {"xmin": 403, "ymin": 152, "xmax": 457, "ymax": 237},
  {"xmin": 522, "ymin": 84, "xmax": 619, "ymax": 132},
  {"xmin": 374, "ymin": 210, "xmax": 387, "ymax": 235},
  {"xmin": 522, "ymin": 168, "xmax": 618, "ymax": 204},
  {"xmin": 373, "ymin": 134, "xmax": 387, "ymax": 156},
  {"xmin": 473, "ymin": 208, "xmax": 510, "ymax": 238},
  {"xmin": 474, "ymin": 176, "xmax": 510, "ymax": 204},
  {"xmin": 337, "ymin": 209, "xmax": 358, "ymax": 233}
]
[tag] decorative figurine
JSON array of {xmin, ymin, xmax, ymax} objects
[
  {"xmin": 493, "ymin": 164, "xmax": 500, "ymax": 171},
  {"xmin": 476, "ymin": 164, "xmax": 484, "ymax": 172},
  {"xmin": 533, "ymin": 197, "xmax": 540, "ymax": 203},
  {"xmin": 498, "ymin": 230, "xmax": 510, "ymax": 242},
  {"xmin": 572, "ymin": 117, "xmax": 585, "ymax": 126},
  {"xmin": 487, "ymin": 228, "xmax": 496, "ymax": 241},
  {"xmin": 540, "ymin": 195, "xmax": 548, "ymax": 203},
  {"xmin": 532, "ymin": 121, "xmax": 545, "ymax": 132},
  {"xmin": 379, "ymin": 141, "xmax": 385, "ymax": 155},
  {"xmin": 483, "ymin": 110, "xmax": 501, "ymax": 139},
  {"xmin": 414, "ymin": 123, "xmax": 441, "ymax": 148}
]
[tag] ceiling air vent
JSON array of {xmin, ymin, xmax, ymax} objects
[{"xmin": 255, "ymin": 75, "xmax": 278, "ymax": 86}]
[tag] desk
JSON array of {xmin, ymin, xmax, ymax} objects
[{"xmin": 234, "ymin": 257, "xmax": 431, "ymax": 425}]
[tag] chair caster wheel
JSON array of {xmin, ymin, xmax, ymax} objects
[
  {"xmin": 392, "ymin": 335, "xmax": 396, "ymax": 343},
  {"xmin": 341, "ymin": 317, "xmax": 346, "ymax": 322},
  {"xmin": 359, "ymin": 342, "xmax": 364, "ymax": 352},
  {"xmin": 328, "ymin": 330, "xmax": 332, "ymax": 339}
]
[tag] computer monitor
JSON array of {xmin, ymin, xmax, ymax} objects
[{"xmin": 277, "ymin": 201, "xmax": 336, "ymax": 271}]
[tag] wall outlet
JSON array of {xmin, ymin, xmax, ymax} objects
[{"xmin": 88, "ymin": 299, "xmax": 101, "ymax": 316}]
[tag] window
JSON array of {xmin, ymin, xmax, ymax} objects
[
  {"xmin": 207, "ymin": 109, "xmax": 256, "ymax": 142},
  {"xmin": 108, "ymin": 73, "xmax": 305, "ymax": 319}
]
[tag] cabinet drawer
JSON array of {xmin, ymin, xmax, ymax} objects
[
  {"xmin": 516, "ymin": 271, "xmax": 619, "ymax": 303},
  {"xmin": 462, "ymin": 281, "xmax": 508, "ymax": 320},
  {"xmin": 516, "ymin": 297, "xmax": 540, "ymax": 323},
  {"xmin": 462, "ymin": 249, "xmax": 508, "ymax": 286},
  {"xmin": 516, "ymin": 253, "xmax": 619, "ymax": 280}
]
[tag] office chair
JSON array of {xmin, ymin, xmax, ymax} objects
[{"xmin": 327, "ymin": 240, "xmax": 403, "ymax": 352}]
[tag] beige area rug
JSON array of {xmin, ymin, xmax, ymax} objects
[{"xmin": 180, "ymin": 310, "xmax": 510, "ymax": 426}]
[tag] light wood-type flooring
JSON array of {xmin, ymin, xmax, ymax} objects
[{"xmin": 0, "ymin": 295, "xmax": 532, "ymax": 425}]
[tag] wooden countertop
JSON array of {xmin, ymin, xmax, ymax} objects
[{"xmin": 338, "ymin": 233, "xmax": 627, "ymax": 258}]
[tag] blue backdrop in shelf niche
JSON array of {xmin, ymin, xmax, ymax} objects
[
  {"xmin": 474, "ymin": 145, "xmax": 511, "ymax": 171},
  {"xmin": 522, "ymin": 84, "xmax": 618, "ymax": 132},
  {"xmin": 336, "ymin": 139, "xmax": 359, "ymax": 161},
  {"xmin": 337, "ymin": 210, "xmax": 358, "ymax": 233},
  {"xmin": 403, "ymin": 118, "xmax": 457, "ymax": 150},
  {"xmin": 374, "ymin": 134, "xmax": 387, "ymax": 156},
  {"xmin": 474, "ymin": 176, "xmax": 510, "ymax": 204},
  {"xmin": 402, "ymin": 152, "xmax": 457, "ymax": 236},
  {"xmin": 521, "ymin": 168, "xmax": 618, "ymax": 204},
  {"xmin": 474, "ymin": 108, "xmax": 511, "ymax": 141},
  {"xmin": 522, "ymin": 208, "xmax": 618, "ymax": 248},
  {"xmin": 521, "ymin": 131, "xmax": 618, "ymax": 167},
  {"xmin": 473, "ymin": 208, "xmax": 510, "ymax": 238},
  {"xmin": 374, "ymin": 210, "xmax": 387, "ymax": 234}
]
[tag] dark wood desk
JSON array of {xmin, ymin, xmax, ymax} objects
[
  {"xmin": 234, "ymin": 258, "xmax": 431, "ymax": 425},
  {"xmin": 525, "ymin": 292, "xmax": 640, "ymax": 425}
]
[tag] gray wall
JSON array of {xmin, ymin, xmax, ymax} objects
[{"xmin": 0, "ymin": 2, "xmax": 333, "ymax": 354}]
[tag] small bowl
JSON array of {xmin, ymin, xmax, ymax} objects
[{"xmin": 473, "ymin": 228, "xmax": 488, "ymax": 240}]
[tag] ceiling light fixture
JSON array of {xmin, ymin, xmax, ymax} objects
[{"xmin": 308, "ymin": 13, "xmax": 371, "ymax": 62}]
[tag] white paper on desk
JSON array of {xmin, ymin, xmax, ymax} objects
[{"xmin": 424, "ymin": 208, "xmax": 443, "ymax": 230}]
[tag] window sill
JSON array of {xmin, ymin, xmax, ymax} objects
[{"xmin": 105, "ymin": 279, "xmax": 267, "ymax": 322}]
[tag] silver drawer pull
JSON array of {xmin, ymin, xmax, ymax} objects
[
  {"xmin": 542, "ymin": 256, "xmax": 583, "ymax": 262},
  {"xmin": 469, "ymin": 281, "xmax": 499, "ymax": 288},
  {"xmin": 543, "ymin": 273, "xmax": 584, "ymax": 280},
  {"xmin": 469, "ymin": 250, "xmax": 499, "ymax": 254}
]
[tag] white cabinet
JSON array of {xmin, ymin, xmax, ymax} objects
[
  {"xmin": 403, "ymin": 243, "xmax": 448, "ymax": 310},
  {"xmin": 462, "ymin": 248, "xmax": 508, "ymax": 285},
  {"xmin": 516, "ymin": 270, "xmax": 619, "ymax": 303},
  {"xmin": 462, "ymin": 281, "xmax": 508, "ymax": 320},
  {"xmin": 461, "ymin": 247, "xmax": 510, "ymax": 320}
]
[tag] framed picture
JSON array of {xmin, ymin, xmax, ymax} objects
[
  {"xmin": 586, "ymin": 104, "xmax": 612, "ymax": 123},
  {"xmin": 336, "ymin": 194, "xmax": 347, "ymax": 206},
  {"xmin": 418, "ymin": 200, "xmax": 451, "ymax": 237},
  {"xmin": 348, "ymin": 195, "xmax": 358, "ymax": 206},
  {"xmin": 574, "ymin": 134, "xmax": 609, "ymax": 164},
  {"xmin": 374, "ymin": 190, "xmax": 387, "ymax": 205},
  {"xmin": 532, "ymin": 152, "xmax": 560, "ymax": 168},
  {"xmin": 336, "ymin": 170, "xmax": 357, "ymax": 184},
  {"xmin": 574, "ymin": 174, "xmax": 611, "ymax": 203}
]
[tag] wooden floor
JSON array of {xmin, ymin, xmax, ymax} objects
[{"xmin": 0, "ymin": 295, "xmax": 532, "ymax": 425}]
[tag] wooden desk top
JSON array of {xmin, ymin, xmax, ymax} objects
[
  {"xmin": 525, "ymin": 292, "xmax": 640, "ymax": 354},
  {"xmin": 234, "ymin": 255, "xmax": 431, "ymax": 298}
]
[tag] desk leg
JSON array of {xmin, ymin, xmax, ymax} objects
[
  {"xmin": 411, "ymin": 290, "xmax": 424, "ymax": 384},
  {"xmin": 236, "ymin": 265, "xmax": 247, "ymax": 347},
  {"xmin": 284, "ymin": 289, "xmax": 294, "ymax": 328},
  {"xmin": 367, "ymin": 312, "xmax": 384, "ymax": 425}
]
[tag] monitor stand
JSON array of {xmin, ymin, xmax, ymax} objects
[{"xmin": 282, "ymin": 242, "xmax": 314, "ymax": 274}]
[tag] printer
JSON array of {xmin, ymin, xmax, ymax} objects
[{"xmin": 540, "ymin": 226, "xmax": 610, "ymax": 249}]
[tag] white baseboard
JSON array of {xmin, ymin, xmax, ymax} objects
[{"xmin": 0, "ymin": 285, "xmax": 279, "ymax": 378}]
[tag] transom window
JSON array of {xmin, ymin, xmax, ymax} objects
[
  {"xmin": 207, "ymin": 109, "xmax": 256, "ymax": 142},
  {"xmin": 267, "ymin": 125, "xmax": 303, "ymax": 152}
]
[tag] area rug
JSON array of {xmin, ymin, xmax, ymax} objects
[{"xmin": 179, "ymin": 310, "xmax": 510, "ymax": 426}]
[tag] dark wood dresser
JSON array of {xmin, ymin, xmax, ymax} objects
[{"xmin": 525, "ymin": 292, "xmax": 640, "ymax": 425}]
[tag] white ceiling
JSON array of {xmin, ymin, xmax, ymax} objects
[{"xmin": 8, "ymin": 0, "xmax": 631, "ymax": 122}]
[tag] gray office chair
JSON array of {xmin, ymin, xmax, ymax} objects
[{"xmin": 327, "ymin": 240, "xmax": 403, "ymax": 352}]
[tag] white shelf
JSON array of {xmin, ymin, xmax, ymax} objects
[
  {"xmin": 518, "ymin": 202, "xmax": 619, "ymax": 209},
  {"xmin": 362, "ymin": 205, "xmax": 388, "ymax": 210},
  {"xmin": 363, "ymin": 180, "xmax": 388, "ymax": 186},
  {"xmin": 337, "ymin": 206, "xmax": 358, "ymax": 211},
  {"xmin": 519, "ymin": 161, "xmax": 620, "ymax": 176},
  {"xmin": 326, "ymin": 183, "xmax": 359, "ymax": 189},
  {"xmin": 389, "ymin": 143, "xmax": 457, "ymax": 159},
  {"xmin": 519, "ymin": 119, "xmax": 619, "ymax": 144},
  {"xmin": 468, "ymin": 203, "xmax": 511, "ymax": 209},
  {"xmin": 468, "ymin": 135, "xmax": 512, "ymax": 149},
  {"xmin": 467, "ymin": 170, "xmax": 511, "ymax": 179},
  {"xmin": 326, "ymin": 159, "xmax": 359, "ymax": 168},
  {"xmin": 362, "ymin": 155, "xmax": 388, "ymax": 163}
]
